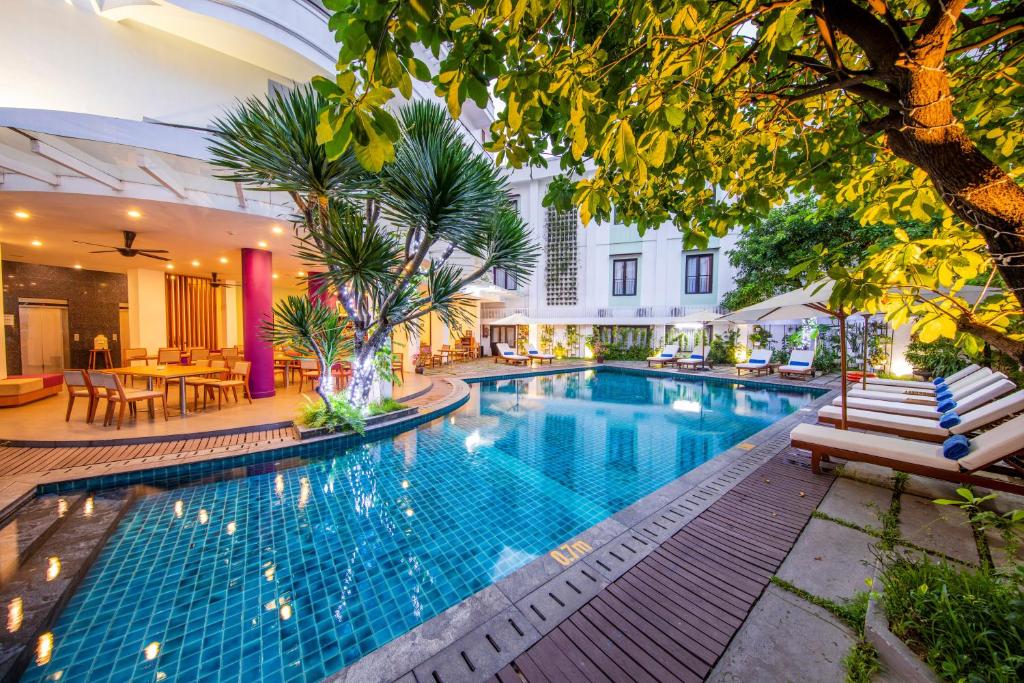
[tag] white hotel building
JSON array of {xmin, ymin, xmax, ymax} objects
[{"xmin": 0, "ymin": 0, "xmax": 741, "ymax": 380}]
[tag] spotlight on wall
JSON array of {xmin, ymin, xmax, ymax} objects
[
  {"xmin": 166, "ymin": 263, "xmax": 175, "ymax": 270},
  {"xmin": 219, "ymin": 257, "xmax": 228, "ymax": 264},
  {"xmin": 271, "ymin": 226, "xmax": 283, "ymax": 235},
  {"xmin": 257, "ymin": 241, "xmax": 268, "ymax": 249},
  {"xmin": 191, "ymin": 260, "xmax": 200, "ymax": 267},
  {"xmin": 14, "ymin": 210, "xmax": 30, "ymax": 220},
  {"xmin": 127, "ymin": 210, "xmax": 142, "ymax": 219},
  {"xmin": 30, "ymin": 240, "xmax": 42, "ymax": 247}
]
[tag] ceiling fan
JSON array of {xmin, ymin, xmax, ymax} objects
[
  {"xmin": 209, "ymin": 272, "xmax": 238, "ymax": 289},
  {"xmin": 73, "ymin": 230, "xmax": 170, "ymax": 261}
]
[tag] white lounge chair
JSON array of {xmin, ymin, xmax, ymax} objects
[
  {"xmin": 847, "ymin": 370, "xmax": 1001, "ymax": 404},
  {"xmin": 855, "ymin": 366, "xmax": 989, "ymax": 396},
  {"xmin": 526, "ymin": 343, "xmax": 554, "ymax": 364},
  {"xmin": 646, "ymin": 344, "xmax": 679, "ymax": 367},
  {"xmin": 833, "ymin": 378, "xmax": 1016, "ymax": 419},
  {"xmin": 735, "ymin": 349, "xmax": 774, "ymax": 376},
  {"xmin": 494, "ymin": 342, "xmax": 528, "ymax": 366},
  {"xmin": 818, "ymin": 390, "xmax": 1024, "ymax": 442},
  {"xmin": 778, "ymin": 349, "xmax": 814, "ymax": 380},
  {"xmin": 863, "ymin": 364, "xmax": 979, "ymax": 390},
  {"xmin": 676, "ymin": 351, "xmax": 712, "ymax": 371},
  {"xmin": 791, "ymin": 413, "xmax": 1024, "ymax": 496}
]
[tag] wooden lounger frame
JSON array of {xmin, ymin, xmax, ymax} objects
[
  {"xmin": 736, "ymin": 362, "xmax": 778, "ymax": 377},
  {"xmin": 779, "ymin": 367, "xmax": 814, "ymax": 380},
  {"xmin": 792, "ymin": 436, "xmax": 1024, "ymax": 496},
  {"xmin": 494, "ymin": 355, "xmax": 528, "ymax": 366}
]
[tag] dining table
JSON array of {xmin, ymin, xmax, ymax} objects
[{"xmin": 102, "ymin": 365, "xmax": 227, "ymax": 417}]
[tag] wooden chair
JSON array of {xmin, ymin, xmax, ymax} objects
[
  {"xmin": 417, "ymin": 346, "xmax": 435, "ymax": 369},
  {"xmin": 206, "ymin": 361, "xmax": 253, "ymax": 409},
  {"xmin": 336, "ymin": 361, "xmax": 355, "ymax": 390},
  {"xmin": 88, "ymin": 371, "xmax": 166, "ymax": 429},
  {"xmin": 297, "ymin": 358, "xmax": 320, "ymax": 393},
  {"xmin": 124, "ymin": 347, "xmax": 149, "ymax": 367},
  {"xmin": 189, "ymin": 347, "xmax": 210, "ymax": 363},
  {"xmin": 157, "ymin": 348, "xmax": 181, "ymax": 365},
  {"xmin": 185, "ymin": 359, "xmax": 226, "ymax": 411},
  {"xmin": 391, "ymin": 353, "xmax": 405, "ymax": 382},
  {"xmin": 63, "ymin": 370, "xmax": 98, "ymax": 423}
]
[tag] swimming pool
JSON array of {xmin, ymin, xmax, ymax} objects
[{"xmin": 28, "ymin": 369, "xmax": 818, "ymax": 682}]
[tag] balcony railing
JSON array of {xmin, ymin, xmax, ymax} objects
[{"xmin": 479, "ymin": 305, "xmax": 725, "ymax": 322}]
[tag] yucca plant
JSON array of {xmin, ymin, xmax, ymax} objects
[
  {"xmin": 260, "ymin": 296, "xmax": 350, "ymax": 409},
  {"xmin": 211, "ymin": 87, "xmax": 538, "ymax": 406}
]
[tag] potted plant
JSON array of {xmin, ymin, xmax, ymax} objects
[{"xmin": 587, "ymin": 334, "xmax": 606, "ymax": 363}]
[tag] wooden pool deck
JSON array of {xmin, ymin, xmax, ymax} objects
[{"xmin": 485, "ymin": 447, "xmax": 834, "ymax": 683}]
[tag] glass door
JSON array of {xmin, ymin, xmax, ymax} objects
[{"xmin": 18, "ymin": 302, "xmax": 70, "ymax": 374}]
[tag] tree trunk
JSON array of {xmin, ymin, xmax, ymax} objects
[
  {"xmin": 878, "ymin": 53, "xmax": 1024, "ymax": 309},
  {"xmin": 347, "ymin": 340, "xmax": 382, "ymax": 407},
  {"xmin": 957, "ymin": 317, "xmax": 1024, "ymax": 367}
]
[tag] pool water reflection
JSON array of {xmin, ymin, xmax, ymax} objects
[{"xmin": 29, "ymin": 370, "xmax": 816, "ymax": 682}]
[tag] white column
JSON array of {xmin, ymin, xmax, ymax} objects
[
  {"xmin": 890, "ymin": 323, "xmax": 914, "ymax": 376},
  {"xmin": 223, "ymin": 283, "xmax": 240, "ymax": 347},
  {"xmin": 127, "ymin": 268, "xmax": 167, "ymax": 353}
]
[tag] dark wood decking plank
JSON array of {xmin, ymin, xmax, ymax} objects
[
  {"xmin": 578, "ymin": 604, "xmax": 689, "ymax": 683},
  {"xmin": 557, "ymin": 618, "xmax": 640, "ymax": 683}
]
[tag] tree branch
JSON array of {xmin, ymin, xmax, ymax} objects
[{"xmin": 950, "ymin": 22, "xmax": 1024, "ymax": 53}]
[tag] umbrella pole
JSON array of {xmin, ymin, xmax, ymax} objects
[
  {"xmin": 838, "ymin": 314, "xmax": 848, "ymax": 429},
  {"xmin": 862, "ymin": 314, "xmax": 870, "ymax": 391}
]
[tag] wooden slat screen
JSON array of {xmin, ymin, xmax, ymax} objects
[{"xmin": 165, "ymin": 274, "xmax": 218, "ymax": 350}]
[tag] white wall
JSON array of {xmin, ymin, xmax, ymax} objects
[
  {"xmin": 1, "ymin": 0, "xmax": 300, "ymax": 127},
  {"xmin": 126, "ymin": 268, "xmax": 168, "ymax": 352}
]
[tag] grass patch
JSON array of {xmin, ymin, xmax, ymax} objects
[
  {"xmin": 367, "ymin": 398, "xmax": 409, "ymax": 416},
  {"xmin": 770, "ymin": 577, "xmax": 879, "ymax": 683},
  {"xmin": 811, "ymin": 510, "xmax": 969, "ymax": 567},
  {"xmin": 880, "ymin": 556, "xmax": 1024, "ymax": 682},
  {"xmin": 298, "ymin": 395, "xmax": 366, "ymax": 434}
]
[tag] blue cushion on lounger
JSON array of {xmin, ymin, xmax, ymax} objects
[
  {"xmin": 933, "ymin": 376, "xmax": 945, "ymax": 386},
  {"xmin": 503, "ymin": 351, "xmax": 513, "ymax": 356},
  {"xmin": 528, "ymin": 350, "xmax": 538, "ymax": 355},
  {"xmin": 690, "ymin": 354, "xmax": 703, "ymax": 360},
  {"xmin": 750, "ymin": 358, "xmax": 766, "ymax": 364},
  {"xmin": 790, "ymin": 360, "xmax": 810, "ymax": 367},
  {"xmin": 938, "ymin": 410, "xmax": 961, "ymax": 429},
  {"xmin": 937, "ymin": 398, "xmax": 957, "ymax": 413},
  {"xmin": 942, "ymin": 434, "xmax": 970, "ymax": 460},
  {"xmin": 660, "ymin": 353, "xmax": 674, "ymax": 358}
]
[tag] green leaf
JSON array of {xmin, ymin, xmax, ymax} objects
[{"xmin": 450, "ymin": 16, "xmax": 474, "ymax": 31}]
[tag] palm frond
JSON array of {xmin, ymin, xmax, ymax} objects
[
  {"xmin": 462, "ymin": 203, "xmax": 541, "ymax": 280},
  {"xmin": 208, "ymin": 85, "xmax": 370, "ymax": 198}
]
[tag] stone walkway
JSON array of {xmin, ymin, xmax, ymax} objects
[{"xmin": 708, "ymin": 459, "xmax": 1022, "ymax": 682}]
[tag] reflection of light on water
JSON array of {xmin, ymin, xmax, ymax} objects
[
  {"xmin": 264, "ymin": 564, "xmax": 276, "ymax": 582},
  {"xmin": 226, "ymin": 521, "xmax": 236, "ymax": 535},
  {"xmin": 405, "ymin": 508, "xmax": 414, "ymax": 517},
  {"xmin": 144, "ymin": 642, "xmax": 160, "ymax": 660},
  {"xmin": 173, "ymin": 500, "xmax": 183, "ymax": 518},
  {"xmin": 401, "ymin": 480, "xmax": 410, "ymax": 489},
  {"xmin": 490, "ymin": 547, "xmax": 538, "ymax": 582},
  {"xmin": 298, "ymin": 477, "xmax": 310, "ymax": 509},
  {"xmin": 83, "ymin": 496, "xmax": 94, "ymax": 517},
  {"xmin": 36, "ymin": 632, "xmax": 53, "ymax": 665},
  {"xmin": 279, "ymin": 604, "xmax": 292, "ymax": 621},
  {"xmin": 464, "ymin": 430, "xmax": 493, "ymax": 453},
  {"xmin": 57, "ymin": 499, "xmax": 68, "ymax": 518},
  {"xmin": 8, "ymin": 597, "xmax": 23, "ymax": 633},
  {"xmin": 672, "ymin": 399, "xmax": 701, "ymax": 413},
  {"xmin": 198, "ymin": 509, "xmax": 209, "ymax": 525}
]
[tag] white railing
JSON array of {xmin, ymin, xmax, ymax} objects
[{"xmin": 478, "ymin": 304, "xmax": 725, "ymax": 322}]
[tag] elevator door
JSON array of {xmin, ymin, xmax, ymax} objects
[{"xmin": 19, "ymin": 302, "xmax": 70, "ymax": 374}]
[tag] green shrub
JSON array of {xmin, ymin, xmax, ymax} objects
[
  {"xmin": 881, "ymin": 557, "xmax": 1024, "ymax": 682},
  {"xmin": 904, "ymin": 338, "xmax": 970, "ymax": 379},
  {"xmin": 367, "ymin": 398, "xmax": 408, "ymax": 416},
  {"xmin": 707, "ymin": 329, "xmax": 741, "ymax": 364},
  {"xmin": 298, "ymin": 394, "xmax": 366, "ymax": 434}
]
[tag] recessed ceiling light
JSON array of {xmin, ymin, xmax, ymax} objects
[
  {"xmin": 191, "ymin": 260, "xmax": 200, "ymax": 267},
  {"xmin": 73, "ymin": 264, "xmax": 82, "ymax": 270},
  {"xmin": 166, "ymin": 263, "xmax": 175, "ymax": 270},
  {"xmin": 127, "ymin": 210, "xmax": 142, "ymax": 219},
  {"xmin": 297, "ymin": 271, "xmax": 305, "ymax": 277},
  {"xmin": 271, "ymin": 226, "xmax": 283, "ymax": 235},
  {"xmin": 30, "ymin": 239, "xmax": 42, "ymax": 247},
  {"xmin": 14, "ymin": 210, "xmax": 30, "ymax": 220},
  {"xmin": 257, "ymin": 241, "xmax": 268, "ymax": 249},
  {"xmin": 219, "ymin": 257, "xmax": 228, "ymax": 264},
  {"xmin": 272, "ymin": 273, "xmax": 279, "ymax": 279}
]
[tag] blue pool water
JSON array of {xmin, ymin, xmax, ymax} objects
[{"xmin": 29, "ymin": 369, "xmax": 816, "ymax": 682}]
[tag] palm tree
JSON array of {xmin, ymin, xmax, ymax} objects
[{"xmin": 209, "ymin": 87, "xmax": 539, "ymax": 406}]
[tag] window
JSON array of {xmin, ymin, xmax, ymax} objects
[
  {"xmin": 685, "ymin": 254, "xmax": 713, "ymax": 294},
  {"xmin": 493, "ymin": 267, "xmax": 517, "ymax": 290},
  {"xmin": 612, "ymin": 258, "xmax": 637, "ymax": 296}
]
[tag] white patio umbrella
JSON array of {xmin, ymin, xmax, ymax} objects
[
  {"xmin": 673, "ymin": 310, "xmax": 725, "ymax": 362},
  {"xmin": 489, "ymin": 313, "xmax": 532, "ymax": 326},
  {"xmin": 723, "ymin": 279, "xmax": 856, "ymax": 429}
]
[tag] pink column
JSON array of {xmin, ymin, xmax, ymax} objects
[
  {"xmin": 307, "ymin": 271, "xmax": 339, "ymax": 308},
  {"xmin": 242, "ymin": 247, "xmax": 275, "ymax": 399}
]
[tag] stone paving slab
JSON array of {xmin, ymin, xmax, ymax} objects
[
  {"xmin": 707, "ymin": 584, "xmax": 854, "ymax": 683},
  {"xmin": 898, "ymin": 493, "xmax": 978, "ymax": 565},
  {"xmin": 776, "ymin": 518, "xmax": 878, "ymax": 603},
  {"xmin": 817, "ymin": 477, "xmax": 893, "ymax": 532}
]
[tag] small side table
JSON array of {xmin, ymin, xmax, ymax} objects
[{"xmin": 88, "ymin": 348, "xmax": 114, "ymax": 369}]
